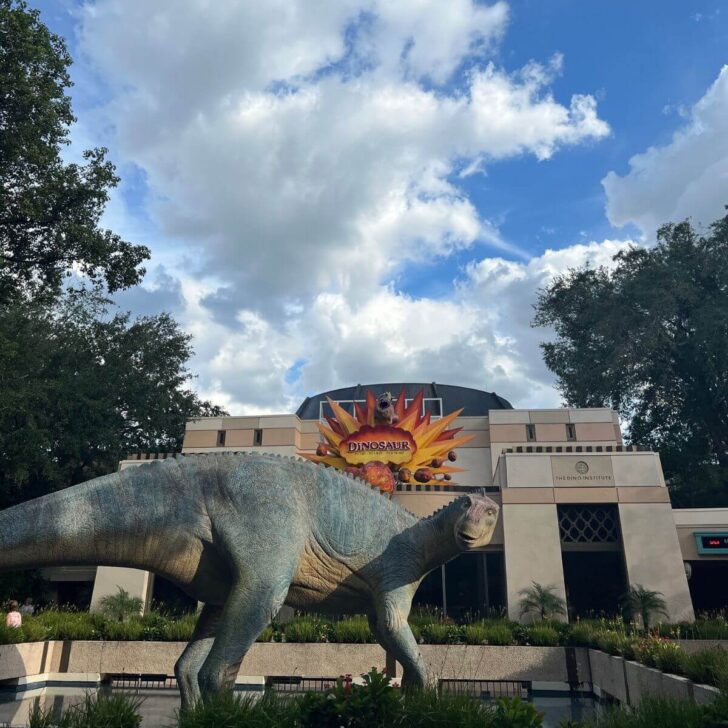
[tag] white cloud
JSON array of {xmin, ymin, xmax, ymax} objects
[
  {"xmin": 603, "ymin": 65, "xmax": 728, "ymax": 236},
  {"xmin": 79, "ymin": 0, "xmax": 608, "ymax": 318},
  {"xmin": 74, "ymin": 0, "xmax": 615, "ymax": 412},
  {"xmin": 150, "ymin": 238, "xmax": 632, "ymax": 414}
]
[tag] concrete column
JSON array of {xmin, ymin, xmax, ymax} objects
[
  {"xmin": 619, "ymin": 503, "xmax": 694, "ymax": 623},
  {"xmin": 90, "ymin": 567, "xmax": 154, "ymax": 614},
  {"xmin": 502, "ymin": 503, "xmax": 567, "ymax": 623}
]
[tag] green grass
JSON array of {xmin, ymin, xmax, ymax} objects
[
  {"xmin": 570, "ymin": 695, "xmax": 728, "ymax": 728},
  {"xmin": 177, "ymin": 691, "xmax": 298, "ymax": 728},
  {"xmin": 179, "ymin": 672, "xmax": 543, "ymax": 728},
  {"xmin": 464, "ymin": 621, "xmax": 514, "ymax": 646},
  {"xmin": 282, "ymin": 615, "xmax": 329, "ymax": 643},
  {"xmin": 684, "ymin": 647, "xmax": 728, "ymax": 688},
  {"xmin": 29, "ymin": 692, "xmax": 142, "ymax": 728},
  {"xmin": 419, "ymin": 622, "xmax": 463, "ymax": 644},
  {"xmin": 526, "ymin": 625, "xmax": 560, "ymax": 646},
  {"xmin": 331, "ymin": 615, "xmax": 374, "ymax": 643}
]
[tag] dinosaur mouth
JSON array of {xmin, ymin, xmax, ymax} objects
[{"xmin": 457, "ymin": 530, "xmax": 479, "ymax": 545}]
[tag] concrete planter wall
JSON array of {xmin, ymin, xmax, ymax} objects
[
  {"xmin": 0, "ymin": 642, "xmax": 582, "ymax": 684},
  {"xmin": 588, "ymin": 649, "xmax": 721, "ymax": 707},
  {"xmin": 0, "ymin": 642, "xmax": 722, "ymax": 708},
  {"xmin": 589, "ymin": 649, "xmax": 629, "ymax": 703}
]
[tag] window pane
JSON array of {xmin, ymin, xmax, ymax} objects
[{"xmin": 423, "ymin": 398, "xmax": 442, "ymax": 417}]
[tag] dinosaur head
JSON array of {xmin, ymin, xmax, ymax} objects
[{"xmin": 451, "ymin": 494, "xmax": 499, "ymax": 550}]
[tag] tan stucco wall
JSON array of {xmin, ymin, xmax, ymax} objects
[
  {"xmin": 451, "ymin": 446, "xmax": 492, "ymax": 486},
  {"xmin": 496, "ymin": 452, "xmax": 667, "ymax": 492},
  {"xmin": 674, "ymin": 508, "xmax": 728, "ymax": 561},
  {"xmin": 619, "ymin": 503, "xmax": 694, "ymax": 623},
  {"xmin": 261, "ymin": 428, "xmax": 297, "ymax": 447},
  {"xmin": 224, "ymin": 429, "xmax": 255, "ymax": 447},
  {"xmin": 502, "ymin": 504, "xmax": 567, "ymax": 622},
  {"xmin": 181, "ymin": 430, "xmax": 218, "ymax": 448},
  {"xmin": 612, "ymin": 453, "xmax": 665, "ymax": 487},
  {"xmin": 90, "ymin": 567, "xmax": 153, "ymax": 614}
]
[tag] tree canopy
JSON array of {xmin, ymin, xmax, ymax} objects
[
  {"xmin": 534, "ymin": 210, "xmax": 728, "ymax": 507},
  {"xmin": 0, "ymin": 1, "xmax": 225, "ymax": 513},
  {"xmin": 0, "ymin": 0, "xmax": 149, "ymax": 303},
  {"xmin": 0, "ymin": 291, "xmax": 225, "ymax": 508}
]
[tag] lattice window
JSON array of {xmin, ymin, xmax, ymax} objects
[{"xmin": 558, "ymin": 505, "xmax": 620, "ymax": 544}]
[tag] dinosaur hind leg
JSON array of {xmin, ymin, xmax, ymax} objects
[
  {"xmin": 373, "ymin": 589, "xmax": 428, "ymax": 690},
  {"xmin": 175, "ymin": 603, "xmax": 222, "ymax": 711},
  {"xmin": 197, "ymin": 573, "xmax": 292, "ymax": 700}
]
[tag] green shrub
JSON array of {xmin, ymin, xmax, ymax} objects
[
  {"xmin": 256, "ymin": 625, "xmax": 274, "ymax": 642},
  {"xmin": 178, "ymin": 690, "xmax": 297, "ymax": 728},
  {"xmin": 19, "ymin": 618, "xmax": 49, "ymax": 642},
  {"xmin": 687, "ymin": 617, "xmax": 728, "ymax": 640},
  {"xmin": 37, "ymin": 610, "xmax": 98, "ymax": 640},
  {"xmin": 655, "ymin": 644, "xmax": 687, "ymax": 676},
  {"xmin": 567, "ymin": 623, "xmax": 596, "ymax": 647},
  {"xmin": 331, "ymin": 616, "xmax": 373, "ymax": 643},
  {"xmin": 525, "ymin": 625, "xmax": 559, "ymax": 646},
  {"xmin": 299, "ymin": 668, "xmax": 401, "ymax": 727},
  {"xmin": 684, "ymin": 647, "xmax": 728, "ymax": 688},
  {"xmin": 409, "ymin": 621, "xmax": 422, "ymax": 644},
  {"xmin": 592, "ymin": 630, "xmax": 634, "ymax": 658},
  {"xmin": 0, "ymin": 622, "xmax": 24, "ymax": 644},
  {"xmin": 138, "ymin": 611, "xmax": 168, "ymax": 640},
  {"xmin": 99, "ymin": 587, "xmax": 143, "ymax": 622},
  {"xmin": 420, "ymin": 622, "xmax": 463, "ymax": 644},
  {"xmin": 518, "ymin": 582, "xmax": 566, "ymax": 622},
  {"xmin": 162, "ymin": 612, "xmax": 197, "ymax": 641},
  {"xmin": 492, "ymin": 696, "xmax": 543, "ymax": 727},
  {"xmin": 464, "ymin": 622, "xmax": 514, "ymax": 646},
  {"xmin": 630, "ymin": 636, "xmax": 686, "ymax": 675},
  {"xmin": 283, "ymin": 615, "xmax": 328, "ymax": 643},
  {"xmin": 463, "ymin": 623, "xmax": 489, "ymax": 645},
  {"xmin": 573, "ymin": 696, "xmax": 728, "ymax": 728},
  {"xmin": 402, "ymin": 686, "xmax": 505, "ymax": 727},
  {"xmin": 408, "ymin": 606, "xmax": 446, "ymax": 629},
  {"xmin": 29, "ymin": 693, "xmax": 142, "ymax": 728},
  {"xmin": 103, "ymin": 618, "xmax": 144, "ymax": 641}
]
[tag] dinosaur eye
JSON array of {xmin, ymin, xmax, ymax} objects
[{"xmin": 486, "ymin": 508, "xmax": 495, "ymax": 517}]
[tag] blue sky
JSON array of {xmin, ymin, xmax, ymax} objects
[{"xmin": 30, "ymin": 0, "xmax": 728, "ymax": 413}]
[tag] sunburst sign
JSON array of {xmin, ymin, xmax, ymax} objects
[{"xmin": 299, "ymin": 388, "xmax": 473, "ymax": 493}]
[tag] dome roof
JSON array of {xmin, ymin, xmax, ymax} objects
[{"xmin": 295, "ymin": 382, "xmax": 512, "ymax": 420}]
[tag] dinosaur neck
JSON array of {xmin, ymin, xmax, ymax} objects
[{"xmin": 413, "ymin": 508, "xmax": 462, "ymax": 576}]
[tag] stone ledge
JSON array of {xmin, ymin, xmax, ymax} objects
[
  {"xmin": 0, "ymin": 642, "xmax": 721, "ymax": 708},
  {"xmin": 0, "ymin": 642, "xmax": 579, "ymax": 684}
]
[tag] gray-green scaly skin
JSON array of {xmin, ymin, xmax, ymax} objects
[{"xmin": 0, "ymin": 453, "xmax": 499, "ymax": 708}]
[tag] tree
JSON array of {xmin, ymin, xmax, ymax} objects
[
  {"xmin": 518, "ymin": 582, "xmax": 566, "ymax": 621},
  {"xmin": 99, "ymin": 587, "xmax": 143, "ymax": 622},
  {"xmin": 621, "ymin": 584, "xmax": 668, "ymax": 632},
  {"xmin": 534, "ymin": 210, "xmax": 728, "ymax": 507},
  {"xmin": 0, "ymin": 291, "xmax": 225, "ymax": 509},
  {"xmin": 0, "ymin": 0, "xmax": 149, "ymax": 302}
]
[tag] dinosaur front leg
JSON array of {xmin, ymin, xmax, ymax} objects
[
  {"xmin": 175, "ymin": 603, "xmax": 222, "ymax": 710},
  {"xmin": 197, "ymin": 576, "xmax": 291, "ymax": 700},
  {"xmin": 374, "ymin": 589, "xmax": 428, "ymax": 690}
]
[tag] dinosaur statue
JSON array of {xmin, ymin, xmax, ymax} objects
[{"xmin": 0, "ymin": 453, "xmax": 499, "ymax": 708}]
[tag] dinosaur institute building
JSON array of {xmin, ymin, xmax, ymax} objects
[{"xmin": 49, "ymin": 383, "xmax": 728, "ymax": 622}]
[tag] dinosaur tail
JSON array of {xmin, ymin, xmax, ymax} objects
[{"xmin": 0, "ymin": 463, "xmax": 183, "ymax": 573}]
